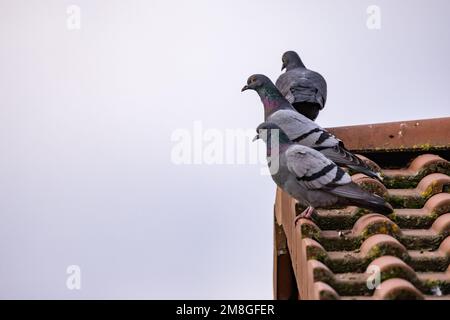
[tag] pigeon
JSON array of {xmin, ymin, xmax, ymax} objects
[
  {"xmin": 276, "ymin": 51, "xmax": 327, "ymax": 121},
  {"xmin": 253, "ymin": 122, "xmax": 393, "ymax": 218},
  {"xmin": 242, "ymin": 74, "xmax": 382, "ymax": 180}
]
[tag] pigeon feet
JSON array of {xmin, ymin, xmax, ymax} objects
[{"xmin": 295, "ymin": 206, "xmax": 315, "ymax": 222}]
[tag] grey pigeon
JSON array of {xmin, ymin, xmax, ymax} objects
[
  {"xmin": 242, "ymin": 74, "xmax": 381, "ymax": 180},
  {"xmin": 276, "ymin": 51, "xmax": 327, "ymax": 121},
  {"xmin": 254, "ymin": 122, "xmax": 393, "ymax": 218}
]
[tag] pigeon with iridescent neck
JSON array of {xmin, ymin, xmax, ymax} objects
[
  {"xmin": 254, "ymin": 122, "xmax": 393, "ymax": 218},
  {"xmin": 242, "ymin": 74, "xmax": 381, "ymax": 181},
  {"xmin": 276, "ymin": 51, "xmax": 327, "ymax": 121}
]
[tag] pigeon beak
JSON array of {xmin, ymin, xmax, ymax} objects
[
  {"xmin": 281, "ymin": 63, "xmax": 286, "ymax": 71},
  {"xmin": 241, "ymin": 85, "xmax": 250, "ymax": 92},
  {"xmin": 252, "ymin": 134, "xmax": 260, "ymax": 142}
]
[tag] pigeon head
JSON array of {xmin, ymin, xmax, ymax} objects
[
  {"xmin": 242, "ymin": 74, "xmax": 292, "ymax": 117},
  {"xmin": 253, "ymin": 122, "xmax": 291, "ymax": 145},
  {"xmin": 241, "ymin": 74, "xmax": 273, "ymax": 92},
  {"xmin": 281, "ymin": 51, "xmax": 305, "ymax": 71}
]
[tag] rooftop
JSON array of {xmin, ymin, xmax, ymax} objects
[{"xmin": 273, "ymin": 117, "xmax": 450, "ymax": 300}]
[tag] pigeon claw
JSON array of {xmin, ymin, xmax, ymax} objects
[{"xmin": 295, "ymin": 206, "xmax": 315, "ymax": 222}]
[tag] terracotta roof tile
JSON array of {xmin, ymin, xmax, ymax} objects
[{"xmin": 273, "ymin": 117, "xmax": 450, "ymax": 300}]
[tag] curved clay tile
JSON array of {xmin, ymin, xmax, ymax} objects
[
  {"xmin": 312, "ymin": 282, "xmax": 339, "ymax": 300},
  {"xmin": 373, "ymin": 278, "xmax": 424, "ymax": 300},
  {"xmin": 423, "ymin": 193, "xmax": 450, "ymax": 214},
  {"xmin": 302, "ymin": 238, "xmax": 327, "ymax": 261},
  {"xmin": 352, "ymin": 173, "xmax": 388, "ymax": 197},
  {"xmin": 368, "ymin": 256, "xmax": 417, "ymax": 283},
  {"xmin": 352, "ymin": 213, "xmax": 401, "ymax": 239},
  {"xmin": 355, "ymin": 154, "xmax": 382, "ymax": 173},
  {"xmin": 384, "ymin": 154, "xmax": 449, "ymax": 177},
  {"xmin": 359, "ymin": 234, "xmax": 408, "ymax": 260},
  {"xmin": 431, "ymin": 213, "xmax": 450, "ymax": 235},
  {"xmin": 408, "ymin": 154, "xmax": 450, "ymax": 173},
  {"xmin": 438, "ymin": 236, "xmax": 450, "ymax": 255},
  {"xmin": 415, "ymin": 173, "xmax": 450, "ymax": 197}
]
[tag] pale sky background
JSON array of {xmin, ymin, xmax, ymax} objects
[{"xmin": 0, "ymin": 0, "xmax": 449, "ymax": 299}]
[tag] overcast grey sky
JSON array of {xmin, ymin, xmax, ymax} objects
[{"xmin": 0, "ymin": 0, "xmax": 449, "ymax": 299}]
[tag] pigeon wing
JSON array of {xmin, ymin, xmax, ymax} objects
[
  {"xmin": 285, "ymin": 145, "xmax": 351, "ymax": 190},
  {"xmin": 268, "ymin": 109, "xmax": 340, "ymax": 148}
]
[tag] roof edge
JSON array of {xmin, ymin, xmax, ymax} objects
[{"xmin": 326, "ymin": 117, "xmax": 450, "ymax": 152}]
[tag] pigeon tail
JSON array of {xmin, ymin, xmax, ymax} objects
[
  {"xmin": 346, "ymin": 194, "xmax": 394, "ymax": 215},
  {"xmin": 327, "ymin": 182, "xmax": 393, "ymax": 215}
]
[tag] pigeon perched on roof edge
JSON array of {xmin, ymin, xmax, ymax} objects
[
  {"xmin": 276, "ymin": 51, "xmax": 327, "ymax": 121},
  {"xmin": 254, "ymin": 122, "xmax": 393, "ymax": 218}
]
